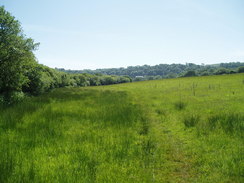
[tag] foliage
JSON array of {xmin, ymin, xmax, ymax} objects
[
  {"xmin": 1, "ymin": 91, "xmax": 25, "ymax": 105},
  {"xmin": 238, "ymin": 66, "xmax": 244, "ymax": 73},
  {"xmin": 0, "ymin": 6, "xmax": 39, "ymax": 99},
  {"xmin": 214, "ymin": 68, "xmax": 230, "ymax": 75},
  {"xmin": 21, "ymin": 64, "xmax": 132, "ymax": 96},
  {"xmin": 56, "ymin": 62, "xmax": 244, "ymax": 80},
  {"xmin": 183, "ymin": 70, "xmax": 196, "ymax": 77}
]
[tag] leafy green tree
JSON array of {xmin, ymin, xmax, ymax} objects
[
  {"xmin": 101, "ymin": 76, "xmax": 117, "ymax": 85},
  {"xmin": 0, "ymin": 6, "xmax": 39, "ymax": 100},
  {"xmin": 200, "ymin": 71, "xmax": 210, "ymax": 76},
  {"xmin": 183, "ymin": 70, "xmax": 196, "ymax": 77},
  {"xmin": 214, "ymin": 68, "xmax": 229, "ymax": 75},
  {"xmin": 237, "ymin": 66, "xmax": 244, "ymax": 73},
  {"xmin": 89, "ymin": 75, "xmax": 101, "ymax": 86},
  {"xmin": 22, "ymin": 64, "xmax": 43, "ymax": 95},
  {"xmin": 60, "ymin": 74, "xmax": 68, "ymax": 87}
]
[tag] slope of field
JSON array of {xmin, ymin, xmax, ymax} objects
[{"xmin": 0, "ymin": 74, "xmax": 243, "ymax": 183}]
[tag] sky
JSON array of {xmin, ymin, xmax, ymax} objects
[{"xmin": 1, "ymin": 0, "xmax": 244, "ymax": 70}]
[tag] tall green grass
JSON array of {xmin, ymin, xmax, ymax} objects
[
  {"xmin": 0, "ymin": 73, "xmax": 244, "ymax": 182},
  {"xmin": 0, "ymin": 89, "xmax": 159, "ymax": 182}
]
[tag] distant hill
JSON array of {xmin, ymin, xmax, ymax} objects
[{"xmin": 56, "ymin": 62, "xmax": 244, "ymax": 81}]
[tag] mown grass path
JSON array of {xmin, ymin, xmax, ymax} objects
[
  {"xmin": 0, "ymin": 74, "xmax": 243, "ymax": 182},
  {"xmin": 126, "ymin": 86, "xmax": 197, "ymax": 183},
  {"xmin": 107, "ymin": 73, "xmax": 244, "ymax": 182}
]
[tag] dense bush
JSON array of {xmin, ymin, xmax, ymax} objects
[
  {"xmin": 214, "ymin": 68, "xmax": 230, "ymax": 75},
  {"xmin": 183, "ymin": 70, "xmax": 196, "ymax": 77},
  {"xmin": 238, "ymin": 66, "xmax": 244, "ymax": 73},
  {"xmin": 21, "ymin": 64, "xmax": 132, "ymax": 96},
  {"xmin": 1, "ymin": 91, "xmax": 25, "ymax": 105}
]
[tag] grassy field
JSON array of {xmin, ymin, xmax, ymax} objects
[{"xmin": 0, "ymin": 74, "xmax": 243, "ymax": 182}]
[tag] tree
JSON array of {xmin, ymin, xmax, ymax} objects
[
  {"xmin": 0, "ymin": 6, "xmax": 39, "ymax": 101},
  {"xmin": 237, "ymin": 66, "xmax": 244, "ymax": 73},
  {"xmin": 183, "ymin": 70, "xmax": 196, "ymax": 77},
  {"xmin": 214, "ymin": 68, "xmax": 229, "ymax": 75}
]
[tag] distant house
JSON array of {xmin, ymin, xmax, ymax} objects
[{"xmin": 135, "ymin": 76, "xmax": 144, "ymax": 78}]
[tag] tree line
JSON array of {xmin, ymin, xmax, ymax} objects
[
  {"xmin": 57, "ymin": 62, "xmax": 244, "ymax": 81},
  {"xmin": 0, "ymin": 6, "xmax": 131, "ymax": 104},
  {"xmin": 1, "ymin": 6, "xmax": 243, "ymax": 104}
]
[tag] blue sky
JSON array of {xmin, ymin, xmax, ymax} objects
[{"xmin": 1, "ymin": 0, "xmax": 244, "ymax": 69}]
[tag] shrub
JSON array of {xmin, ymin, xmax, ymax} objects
[
  {"xmin": 214, "ymin": 68, "xmax": 229, "ymax": 75},
  {"xmin": 183, "ymin": 70, "xmax": 196, "ymax": 77},
  {"xmin": 0, "ymin": 95, "xmax": 4, "ymax": 104},
  {"xmin": 237, "ymin": 66, "xmax": 244, "ymax": 73},
  {"xmin": 2, "ymin": 91, "xmax": 25, "ymax": 105},
  {"xmin": 200, "ymin": 71, "xmax": 210, "ymax": 76}
]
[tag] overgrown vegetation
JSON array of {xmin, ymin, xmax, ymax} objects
[
  {"xmin": 0, "ymin": 74, "xmax": 243, "ymax": 182},
  {"xmin": 56, "ymin": 62, "xmax": 244, "ymax": 80},
  {"xmin": 0, "ymin": 89, "xmax": 156, "ymax": 182}
]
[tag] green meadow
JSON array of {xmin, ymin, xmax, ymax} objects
[{"xmin": 0, "ymin": 74, "xmax": 243, "ymax": 183}]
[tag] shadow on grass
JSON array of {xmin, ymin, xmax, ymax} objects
[{"xmin": 0, "ymin": 88, "xmax": 142, "ymax": 130}]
